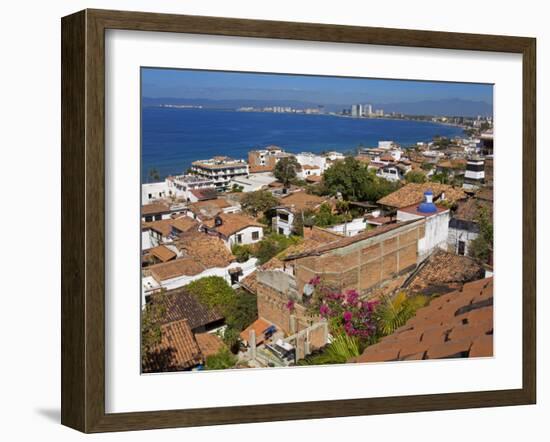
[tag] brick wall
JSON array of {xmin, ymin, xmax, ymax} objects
[{"xmin": 291, "ymin": 221, "xmax": 424, "ymax": 296}]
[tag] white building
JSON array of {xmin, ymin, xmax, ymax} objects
[
  {"xmin": 376, "ymin": 165, "xmax": 405, "ymax": 182},
  {"xmin": 203, "ymin": 213, "xmax": 265, "ymax": 248},
  {"xmin": 167, "ymin": 174, "xmax": 216, "ymax": 200},
  {"xmin": 323, "ymin": 151, "xmax": 345, "ymax": 162},
  {"xmin": 229, "ymin": 172, "xmax": 278, "ymax": 192},
  {"xmin": 351, "ymin": 104, "xmax": 363, "ymax": 117},
  {"xmin": 327, "ymin": 217, "xmax": 369, "ymax": 237},
  {"xmin": 463, "ymin": 157, "xmax": 485, "ymax": 190},
  {"xmin": 297, "ymin": 164, "xmax": 322, "ymax": 180},
  {"xmin": 191, "ymin": 156, "xmax": 249, "ymax": 191},
  {"xmin": 295, "ymin": 152, "xmax": 328, "ymax": 173},
  {"xmin": 142, "ymin": 181, "xmax": 170, "ymax": 204},
  {"xmin": 396, "ymin": 190, "xmax": 450, "ymax": 262}
]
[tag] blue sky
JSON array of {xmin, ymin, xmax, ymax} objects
[{"xmin": 142, "ymin": 67, "xmax": 493, "ymax": 107}]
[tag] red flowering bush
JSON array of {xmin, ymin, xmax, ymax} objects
[{"xmin": 306, "ymin": 277, "xmax": 377, "ymax": 340}]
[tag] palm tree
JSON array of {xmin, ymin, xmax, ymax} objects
[{"xmin": 375, "ymin": 292, "xmax": 428, "ymax": 336}]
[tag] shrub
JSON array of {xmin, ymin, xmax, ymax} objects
[
  {"xmin": 205, "ymin": 347, "xmax": 237, "ymax": 370},
  {"xmin": 231, "ymin": 244, "xmax": 252, "ymax": 263}
]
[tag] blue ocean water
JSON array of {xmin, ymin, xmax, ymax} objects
[{"xmin": 141, "ymin": 108, "xmax": 464, "ymax": 181}]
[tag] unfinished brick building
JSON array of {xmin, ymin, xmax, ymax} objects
[{"xmin": 254, "ymin": 219, "xmax": 426, "ymax": 349}]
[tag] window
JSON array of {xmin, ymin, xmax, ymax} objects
[
  {"xmin": 279, "ymin": 212, "xmax": 289, "ymax": 222},
  {"xmin": 154, "ymin": 214, "xmax": 162, "ymax": 221},
  {"xmin": 236, "ymin": 234, "xmax": 243, "ymax": 244},
  {"xmin": 458, "ymin": 240, "xmax": 466, "ymax": 256},
  {"xmin": 148, "ymin": 193, "xmax": 152, "ymax": 199},
  {"xmin": 278, "ymin": 227, "xmax": 284, "ymax": 235},
  {"xmin": 252, "ymin": 231, "xmax": 260, "ymax": 240},
  {"xmin": 144, "ymin": 215, "xmax": 153, "ymax": 222}
]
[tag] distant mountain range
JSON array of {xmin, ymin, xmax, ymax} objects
[{"xmin": 142, "ymin": 96, "xmax": 492, "ymax": 117}]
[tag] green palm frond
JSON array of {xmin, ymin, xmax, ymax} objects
[{"xmin": 376, "ymin": 292, "xmax": 428, "ymax": 336}]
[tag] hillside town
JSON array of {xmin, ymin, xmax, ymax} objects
[{"xmin": 141, "ymin": 127, "xmax": 494, "ymax": 372}]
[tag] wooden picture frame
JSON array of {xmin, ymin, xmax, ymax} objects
[{"xmin": 61, "ymin": 8, "xmax": 536, "ymax": 433}]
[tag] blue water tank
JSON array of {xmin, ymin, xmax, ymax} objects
[{"xmin": 417, "ymin": 190, "xmax": 437, "ymax": 213}]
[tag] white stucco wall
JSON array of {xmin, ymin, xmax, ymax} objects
[
  {"xmin": 327, "ymin": 217, "xmax": 367, "ymax": 236},
  {"xmin": 274, "ymin": 209, "xmax": 294, "ymax": 236},
  {"xmin": 228, "ymin": 225, "xmax": 264, "ymax": 247},
  {"xmin": 397, "ymin": 210, "xmax": 450, "ymax": 261},
  {"xmin": 448, "ymin": 227, "xmax": 479, "ymax": 256},
  {"xmin": 141, "ymin": 182, "xmax": 169, "ymax": 204},
  {"xmin": 155, "ymin": 257, "xmax": 259, "ymax": 291}
]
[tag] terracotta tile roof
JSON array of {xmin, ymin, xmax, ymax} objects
[
  {"xmin": 142, "ymin": 203, "xmax": 171, "ymax": 216},
  {"xmin": 175, "ymin": 232, "xmax": 236, "ymax": 269},
  {"xmin": 240, "ymin": 318, "xmax": 274, "ymax": 345},
  {"xmin": 284, "ymin": 219, "xmax": 420, "ymax": 260},
  {"xmin": 143, "ymin": 217, "xmax": 199, "ymax": 237},
  {"xmin": 305, "ymin": 175, "xmax": 322, "ymax": 183},
  {"xmin": 240, "ymin": 271, "xmax": 259, "ymax": 294},
  {"xmin": 188, "ymin": 198, "xmax": 232, "ymax": 219},
  {"xmin": 150, "ymin": 288, "xmax": 224, "ymax": 331},
  {"xmin": 204, "ymin": 213, "xmax": 265, "ymax": 238},
  {"xmin": 249, "ymin": 164, "xmax": 274, "ymax": 173},
  {"xmin": 475, "ymin": 187, "xmax": 493, "ymax": 202},
  {"xmin": 377, "ymin": 183, "xmax": 466, "ymax": 209},
  {"xmin": 352, "ymin": 277, "xmax": 493, "ymax": 363},
  {"xmin": 143, "ymin": 219, "xmax": 174, "ymax": 237},
  {"xmin": 190, "ymin": 188, "xmax": 218, "ymax": 201},
  {"xmin": 278, "ymin": 191, "xmax": 328, "ymax": 212},
  {"xmin": 149, "ymin": 245, "xmax": 177, "ymax": 263},
  {"xmin": 148, "ymin": 257, "xmax": 207, "ymax": 281},
  {"xmin": 405, "ymin": 249, "xmax": 485, "ymax": 295},
  {"xmin": 171, "ymin": 216, "xmax": 199, "ymax": 233},
  {"xmin": 143, "ymin": 319, "xmax": 203, "ymax": 372},
  {"xmin": 453, "ymin": 197, "xmax": 492, "ymax": 223},
  {"xmin": 195, "ymin": 333, "xmax": 226, "ymax": 358}
]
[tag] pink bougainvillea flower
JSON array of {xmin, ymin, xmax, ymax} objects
[
  {"xmin": 343, "ymin": 311, "xmax": 353, "ymax": 322},
  {"xmin": 285, "ymin": 300, "xmax": 295, "ymax": 311}
]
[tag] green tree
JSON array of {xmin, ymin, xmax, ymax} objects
[
  {"xmin": 468, "ymin": 206, "xmax": 493, "ymax": 264},
  {"xmin": 252, "ymin": 233, "xmax": 301, "ymax": 264},
  {"xmin": 274, "ymin": 156, "xmax": 301, "ymax": 187},
  {"xmin": 405, "ymin": 170, "xmax": 427, "ymax": 184},
  {"xmin": 186, "ymin": 276, "xmax": 235, "ymax": 313},
  {"xmin": 241, "ymin": 190, "xmax": 279, "ymax": 217},
  {"xmin": 231, "ymin": 243, "xmax": 252, "ymax": 263},
  {"xmin": 205, "ymin": 347, "xmax": 237, "ymax": 370},
  {"xmin": 225, "ymin": 289, "xmax": 258, "ymax": 332},
  {"xmin": 322, "ymin": 156, "xmax": 399, "ymax": 202},
  {"xmin": 430, "ymin": 171, "xmax": 450, "ymax": 184},
  {"xmin": 221, "ymin": 327, "xmax": 241, "ymax": 354}
]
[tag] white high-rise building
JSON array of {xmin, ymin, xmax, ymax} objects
[
  {"xmin": 363, "ymin": 104, "xmax": 373, "ymax": 116},
  {"xmin": 351, "ymin": 104, "xmax": 363, "ymax": 117}
]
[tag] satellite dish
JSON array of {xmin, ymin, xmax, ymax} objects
[{"xmin": 303, "ymin": 283, "xmax": 314, "ymax": 297}]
